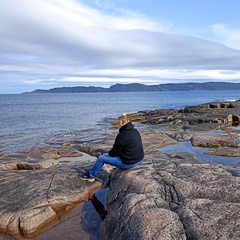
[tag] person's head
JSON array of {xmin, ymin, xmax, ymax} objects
[{"xmin": 118, "ymin": 112, "xmax": 129, "ymax": 128}]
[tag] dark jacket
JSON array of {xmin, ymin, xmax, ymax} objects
[{"xmin": 109, "ymin": 122, "xmax": 144, "ymax": 165}]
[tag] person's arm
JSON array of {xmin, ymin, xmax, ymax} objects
[{"xmin": 108, "ymin": 134, "xmax": 124, "ymax": 157}]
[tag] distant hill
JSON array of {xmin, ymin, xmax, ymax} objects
[{"xmin": 24, "ymin": 82, "xmax": 240, "ymax": 93}]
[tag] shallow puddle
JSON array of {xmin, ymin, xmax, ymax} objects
[
  {"xmin": 0, "ymin": 189, "xmax": 108, "ymax": 240},
  {"xmin": 36, "ymin": 188, "xmax": 108, "ymax": 240},
  {"xmin": 160, "ymin": 141, "xmax": 240, "ymax": 166}
]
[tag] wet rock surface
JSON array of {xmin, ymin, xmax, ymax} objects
[{"xmin": 0, "ymin": 100, "xmax": 240, "ymax": 239}]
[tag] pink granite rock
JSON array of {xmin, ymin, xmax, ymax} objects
[{"xmin": 102, "ymin": 158, "xmax": 240, "ymax": 239}]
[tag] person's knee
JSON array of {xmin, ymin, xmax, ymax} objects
[{"xmin": 98, "ymin": 155, "xmax": 105, "ymax": 163}]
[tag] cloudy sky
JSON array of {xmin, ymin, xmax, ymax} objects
[{"xmin": 1, "ymin": 0, "xmax": 240, "ymax": 93}]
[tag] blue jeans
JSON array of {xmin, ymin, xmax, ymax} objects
[{"xmin": 89, "ymin": 155, "xmax": 143, "ymax": 177}]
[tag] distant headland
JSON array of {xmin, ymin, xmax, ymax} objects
[{"xmin": 23, "ymin": 82, "xmax": 240, "ymax": 93}]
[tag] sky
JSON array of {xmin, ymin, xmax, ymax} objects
[{"xmin": 1, "ymin": 0, "xmax": 240, "ymax": 93}]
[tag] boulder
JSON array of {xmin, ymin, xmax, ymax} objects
[{"xmin": 102, "ymin": 158, "xmax": 240, "ymax": 239}]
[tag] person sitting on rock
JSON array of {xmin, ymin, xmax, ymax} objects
[{"xmin": 80, "ymin": 112, "xmax": 144, "ymax": 182}]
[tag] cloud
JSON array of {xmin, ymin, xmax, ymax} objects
[
  {"xmin": 212, "ymin": 24, "xmax": 240, "ymax": 50},
  {"xmin": 1, "ymin": 0, "xmax": 240, "ymax": 93}
]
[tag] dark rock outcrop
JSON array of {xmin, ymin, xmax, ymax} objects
[
  {"xmin": 128, "ymin": 100, "xmax": 240, "ymax": 158},
  {"xmin": 130, "ymin": 100, "xmax": 240, "ymax": 129}
]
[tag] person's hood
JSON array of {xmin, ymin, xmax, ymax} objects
[{"xmin": 119, "ymin": 122, "xmax": 134, "ymax": 132}]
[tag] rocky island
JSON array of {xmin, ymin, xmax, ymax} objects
[
  {"xmin": 24, "ymin": 82, "xmax": 240, "ymax": 93},
  {"xmin": 0, "ymin": 100, "xmax": 240, "ymax": 239}
]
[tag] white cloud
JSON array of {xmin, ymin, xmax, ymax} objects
[
  {"xmin": 21, "ymin": 69, "xmax": 240, "ymax": 87},
  {"xmin": 92, "ymin": 0, "xmax": 167, "ymax": 31},
  {"xmin": 212, "ymin": 24, "xmax": 240, "ymax": 50},
  {"xmin": 1, "ymin": 0, "xmax": 240, "ymax": 93}
]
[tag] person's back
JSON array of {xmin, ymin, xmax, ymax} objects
[
  {"xmin": 80, "ymin": 112, "xmax": 144, "ymax": 182},
  {"xmin": 109, "ymin": 121, "xmax": 144, "ymax": 164}
]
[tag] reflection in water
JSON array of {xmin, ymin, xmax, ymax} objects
[
  {"xmin": 80, "ymin": 188, "xmax": 108, "ymax": 240},
  {"xmin": 34, "ymin": 188, "xmax": 108, "ymax": 240},
  {"xmin": 91, "ymin": 194, "xmax": 107, "ymax": 220}
]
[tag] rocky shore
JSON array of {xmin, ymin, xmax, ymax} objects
[
  {"xmin": 0, "ymin": 100, "xmax": 240, "ymax": 239},
  {"xmin": 103, "ymin": 158, "xmax": 240, "ymax": 240}
]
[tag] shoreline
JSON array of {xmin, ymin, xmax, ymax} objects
[{"xmin": 0, "ymin": 99, "xmax": 240, "ymax": 239}]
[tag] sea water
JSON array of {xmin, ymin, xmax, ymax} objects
[
  {"xmin": 0, "ymin": 90, "xmax": 239, "ymax": 239},
  {"xmin": 0, "ymin": 90, "xmax": 239, "ymax": 153}
]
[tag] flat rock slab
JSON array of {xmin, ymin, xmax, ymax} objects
[
  {"xmin": 0, "ymin": 147, "xmax": 83, "ymax": 170},
  {"xmin": 0, "ymin": 164, "xmax": 101, "ymax": 239},
  {"xmin": 206, "ymin": 146, "xmax": 240, "ymax": 157},
  {"xmin": 191, "ymin": 133, "xmax": 240, "ymax": 148},
  {"xmin": 102, "ymin": 158, "xmax": 240, "ymax": 240}
]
